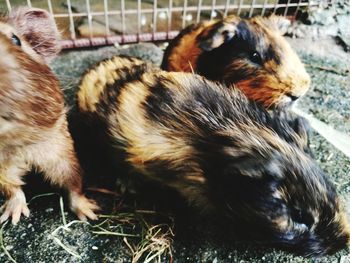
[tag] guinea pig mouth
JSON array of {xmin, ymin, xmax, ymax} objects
[
  {"xmin": 285, "ymin": 93, "xmax": 299, "ymax": 102},
  {"xmin": 277, "ymin": 94, "xmax": 299, "ymax": 108}
]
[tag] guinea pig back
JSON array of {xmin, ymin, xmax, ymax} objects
[
  {"xmin": 78, "ymin": 56, "xmax": 349, "ymax": 256},
  {"xmin": 161, "ymin": 15, "xmax": 311, "ymax": 109}
]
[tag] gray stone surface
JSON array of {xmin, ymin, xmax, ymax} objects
[{"xmin": 286, "ymin": 1, "xmax": 350, "ymax": 43}]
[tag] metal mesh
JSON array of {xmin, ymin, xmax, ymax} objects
[{"xmin": 2, "ymin": 0, "xmax": 330, "ymax": 49}]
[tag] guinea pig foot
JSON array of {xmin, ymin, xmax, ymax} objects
[
  {"xmin": 0, "ymin": 192, "xmax": 30, "ymax": 225},
  {"xmin": 69, "ymin": 193, "xmax": 99, "ymax": 221}
]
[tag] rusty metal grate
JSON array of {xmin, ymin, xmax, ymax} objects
[{"xmin": 2, "ymin": 0, "xmax": 330, "ymax": 49}]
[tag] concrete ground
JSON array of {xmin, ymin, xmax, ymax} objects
[{"xmin": 0, "ymin": 37, "xmax": 349, "ymax": 262}]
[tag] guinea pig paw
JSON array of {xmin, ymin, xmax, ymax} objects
[
  {"xmin": 69, "ymin": 195, "xmax": 100, "ymax": 221},
  {"xmin": 0, "ymin": 198, "xmax": 30, "ymax": 225}
]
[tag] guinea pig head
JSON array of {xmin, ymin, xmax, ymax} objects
[
  {"xmin": 4, "ymin": 7, "xmax": 61, "ymax": 61},
  {"xmin": 202, "ymin": 129, "xmax": 349, "ymax": 256},
  {"xmin": 196, "ymin": 15, "xmax": 310, "ymax": 109},
  {"xmin": 0, "ymin": 7, "xmax": 62, "ymax": 129}
]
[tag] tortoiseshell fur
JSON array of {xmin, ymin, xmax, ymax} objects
[
  {"xmin": 0, "ymin": 7, "xmax": 98, "ymax": 224},
  {"xmin": 161, "ymin": 15, "xmax": 310, "ymax": 109},
  {"xmin": 77, "ymin": 56, "xmax": 349, "ymax": 256}
]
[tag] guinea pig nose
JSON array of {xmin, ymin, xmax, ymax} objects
[{"xmin": 286, "ymin": 93, "xmax": 299, "ymax": 101}]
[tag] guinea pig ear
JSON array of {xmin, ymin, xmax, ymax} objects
[
  {"xmin": 255, "ymin": 15, "xmax": 291, "ymax": 36},
  {"xmin": 9, "ymin": 7, "xmax": 61, "ymax": 60},
  {"xmin": 197, "ymin": 17, "xmax": 241, "ymax": 51}
]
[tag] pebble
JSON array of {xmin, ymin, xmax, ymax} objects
[
  {"xmin": 340, "ymin": 255, "xmax": 350, "ymax": 263},
  {"xmin": 308, "ymin": 9, "xmax": 336, "ymax": 26},
  {"xmin": 5, "ymin": 245, "xmax": 13, "ymax": 251},
  {"xmin": 285, "ymin": 2, "xmax": 350, "ymax": 43}
]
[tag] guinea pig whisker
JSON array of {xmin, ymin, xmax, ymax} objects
[{"xmin": 188, "ymin": 61, "xmax": 195, "ymax": 74}]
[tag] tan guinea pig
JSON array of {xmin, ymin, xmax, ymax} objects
[
  {"xmin": 161, "ymin": 15, "xmax": 310, "ymax": 109},
  {"xmin": 0, "ymin": 7, "xmax": 98, "ymax": 224},
  {"xmin": 77, "ymin": 56, "xmax": 349, "ymax": 256}
]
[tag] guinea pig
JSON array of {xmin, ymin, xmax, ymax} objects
[
  {"xmin": 77, "ymin": 56, "xmax": 349, "ymax": 256},
  {"xmin": 0, "ymin": 7, "xmax": 98, "ymax": 224},
  {"xmin": 161, "ymin": 15, "xmax": 311, "ymax": 109}
]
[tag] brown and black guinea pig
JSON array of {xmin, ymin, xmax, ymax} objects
[
  {"xmin": 0, "ymin": 7, "xmax": 98, "ymax": 224},
  {"xmin": 77, "ymin": 56, "xmax": 349, "ymax": 256},
  {"xmin": 161, "ymin": 15, "xmax": 310, "ymax": 109}
]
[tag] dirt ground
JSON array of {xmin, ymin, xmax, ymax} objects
[{"xmin": 0, "ymin": 36, "xmax": 349, "ymax": 263}]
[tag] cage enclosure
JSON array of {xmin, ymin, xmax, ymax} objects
[{"xmin": 1, "ymin": 0, "xmax": 329, "ymax": 49}]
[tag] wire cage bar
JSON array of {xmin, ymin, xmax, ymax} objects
[{"xmin": 1, "ymin": 0, "xmax": 331, "ymax": 49}]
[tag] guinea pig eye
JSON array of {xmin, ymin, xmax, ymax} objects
[
  {"xmin": 11, "ymin": 34, "xmax": 21, "ymax": 46},
  {"xmin": 291, "ymin": 208, "xmax": 314, "ymax": 228},
  {"xmin": 250, "ymin": 51, "xmax": 262, "ymax": 65}
]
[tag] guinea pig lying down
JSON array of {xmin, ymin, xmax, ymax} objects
[
  {"xmin": 161, "ymin": 15, "xmax": 311, "ymax": 109},
  {"xmin": 77, "ymin": 56, "xmax": 350, "ymax": 256},
  {"xmin": 0, "ymin": 7, "xmax": 98, "ymax": 224}
]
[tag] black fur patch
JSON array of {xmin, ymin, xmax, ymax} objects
[
  {"xmin": 266, "ymin": 44, "xmax": 282, "ymax": 65},
  {"xmin": 143, "ymin": 76, "xmax": 176, "ymax": 123},
  {"xmin": 196, "ymin": 20, "xmax": 281, "ymax": 83},
  {"xmin": 96, "ymin": 62, "xmax": 149, "ymax": 116}
]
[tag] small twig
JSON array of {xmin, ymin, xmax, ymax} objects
[
  {"xmin": 86, "ymin": 187, "xmax": 120, "ymax": 197},
  {"xmin": 135, "ymin": 210, "xmax": 158, "ymax": 214},
  {"xmin": 123, "ymin": 237, "xmax": 135, "ymax": 254},
  {"xmin": 27, "ymin": 192, "xmax": 58, "ymax": 205},
  {"xmin": 98, "ymin": 213, "xmax": 137, "ymax": 219},
  {"xmin": 59, "ymin": 196, "xmax": 67, "ymax": 226},
  {"xmin": 92, "ymin": 223, "xmax": 139, "ymax": 237},
  {"xmin": 0, "ymin": 222, "xmax": 17, "ymax": 263},
  {"xmin": 51, "ymin": 220, "xmax": 89, "ymax": 236},
  {"xmin": 51, "ymin": 236, "xmax": 82, "ymax": 259},
  {"xmin": 131, "ymin": 223, "xmax": 174, "ymax": 263},
  {"xmin": 188, "ymin": 61, "xmax": 195, "ymax": 74},
  {"xmin": 93, "ymin": 219, "xmax": 109, "ymax": 228},
  {"xmin": 50, "ymin": 220, "xmax": 90, "ymax": 258},
  {"xmin": 92, "ymin": 230, "xmax": 139, "ymax": 237},
  {"xmin": 144, "ymin": 250, "xmax": 165, "ymax": 263},
  {"xmin": 304, "ymin": 63, "xmax": 349, "ymax": 76}
]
